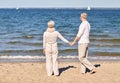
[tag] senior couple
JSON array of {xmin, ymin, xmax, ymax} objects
[{"xmin": 43, "ymin": 12, "xmax": 96, "ymax": 76}]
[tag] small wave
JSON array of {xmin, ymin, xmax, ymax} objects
[
  {"xmin": 0, "ymin": 55, "xmax": 120, "ymax": 61},
  {"xmin": 5, "ymin": 24, "xmax": 15, "ymax": 27},
  {"xmin": 20, "ymin": 42, "xmax": 43, "ymax": 46},
  {"xmin": 7, "ymin": 41, "xmax": 21, "ymax": 44},
  {"xmin": 89, "ymin": 56, "xmax": 120, "ymax": 60},
  {"xmin": 90, "ymin": 38, "xmax": 120, "ymax": 43},
  {"xmin": 1, "ymin": 49, "xmax": 42, "ymax": 53},
  {"xmin": 60, "ymin": 49, "xmax": 77, "ymax": 53},
  {"xmin": 0, "ymin": 55, "xmax": 78, "ymax": 60},
  {"xmin": 7, "ymin": 41, "xmax": 43, "ymax": 46},
  {"xmin": 90, "ymin": 44, "xmax": 120, "ymax": 47},
  {"xmin": 90, "ymin": 34, "xmax": 110, "ymax": 37},
  {"xmin": 0, "ymin": 55, "xmax": 45, "ymax": 59},
  {"xmin": 94, "ymin": 52, "xmax": 120, "ymax": 56},
  {"xmin": 29, "ymin": 43, "xmax": 42, "ymax": 46},
  {"xmin": 22, "ymin": 35, "xmax": 34, "ymax": 39},
  {"xmin": 2, "ymin": 16, "xmax": 10, "ymax": 19}
]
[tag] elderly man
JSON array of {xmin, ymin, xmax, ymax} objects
[{"xmin": 71, "ymin": 13, "xmax": 96, "ymax": 74}]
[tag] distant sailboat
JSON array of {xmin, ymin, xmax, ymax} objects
[
  {"xmin": 87, "ymin": 6, "xmax": 91, "ymax": 10},
  {"xmin": 16, "ymin": 7, "xmax": 19, "ymax": 10}
]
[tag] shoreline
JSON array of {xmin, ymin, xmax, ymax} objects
[
  {"xmin": 0, "ymin": 58, "xmax": 120, "ymax": 63},
  {"xmin": 0, "ymin": 55, "xmax": 120, "ymax": 62},
  {"xmin": 0, "ymin": 55, "xmax": 120, "ymax": 63}
]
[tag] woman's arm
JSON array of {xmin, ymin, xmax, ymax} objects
[{"xmin": 58, "ymin": 32, "xmax": 70, "ymax": 44}]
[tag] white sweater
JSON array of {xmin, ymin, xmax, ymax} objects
[
  {"xmin": 43, "ymin": 31, "xmax": 69, "ymax": 48},
  {"xmin": 77, "ymin": 21, "xmax": 90, "ymax": 44}
]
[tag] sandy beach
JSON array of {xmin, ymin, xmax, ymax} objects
[{"xmin": 0, "ymin": 61, "xmax": 120, "ymax": 83}]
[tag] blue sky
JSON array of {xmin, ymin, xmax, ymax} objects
[{"xmin": 0, "ymin": 0, "xmax": 120, "ymax": 8}]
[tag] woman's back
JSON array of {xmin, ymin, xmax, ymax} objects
[{"xmin": 44, "ymin": 31, "xmax": 59, "ymax": 44}]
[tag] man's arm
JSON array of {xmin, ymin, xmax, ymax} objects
[
  {"xmin": 71, "ymin": 25, "xmax": 84, "ymax": 46},
  {"xmin": 71, "ymin": 36, "xmax": 80, "ymax": 46}
]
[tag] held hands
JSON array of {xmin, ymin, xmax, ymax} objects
[{"xmin": 68, "ymin": 41, "xmax": 75, "ymax": 46}]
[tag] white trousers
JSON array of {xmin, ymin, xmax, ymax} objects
[
  {"xmin": 45, "ymin": 43, "xmax": 59, "ymax": 76},
  {"xmin": 78, "ymin": 44, "xmax": 95, "ymax": 74}
]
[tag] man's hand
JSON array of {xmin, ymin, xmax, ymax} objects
[
  {"xmin": 71, "ymin": 41, "xmax": 76, "ymax": 46},
  {"xmin": 68, "ymin": 42, "xmax": 72, "ymax": 46}
]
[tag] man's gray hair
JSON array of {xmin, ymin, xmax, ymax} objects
[{"xmin": 81, "ymin": 13, "xmax": 87, "ymax": 19}]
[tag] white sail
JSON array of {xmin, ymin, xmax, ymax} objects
[
  {"xmin": 87, "ymin": 6, "xmax": 91, "ymax": 10},
  {"xmin": 16, "ymin": 7, "xmax": 19, "ymax": 10}
]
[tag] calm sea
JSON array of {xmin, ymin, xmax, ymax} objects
[{"xmin": 0, "ymin": 8, "xmax": 120, "ymax": 61}]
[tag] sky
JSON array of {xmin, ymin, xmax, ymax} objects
[{"xmin": 0, "ymin": 0, "xmax": 120, "ymax": 8}]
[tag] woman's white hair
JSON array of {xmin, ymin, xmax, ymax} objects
[{"xmin": 47, "ymin": 20, "xmax": 55, "ymax": 28}]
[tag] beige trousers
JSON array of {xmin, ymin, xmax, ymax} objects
[
  {"xmin": 78, "ymin": 43, "xmax": 95, "ymax": 73},
  {"xmin": 45, "ymin": 43, "xmax": 59, "ymax": 76}
]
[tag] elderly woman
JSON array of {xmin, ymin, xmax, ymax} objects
[{"xmin": 43, "ymin": 20, "xmax": 70, "ymax": 76}]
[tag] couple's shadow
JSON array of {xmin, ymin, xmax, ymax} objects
[
  {"xmin": 58, "ymin": 64, "xmax": 101, "ymax": 75},
  {"xmin": 59, "ymin": 65, "xmax": 77, "ymax": 75},
  {"xmin": 86, "ymin": 64, "xmax": 101, "ymax": 73}
]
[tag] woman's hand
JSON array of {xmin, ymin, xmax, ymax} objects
[{"xmin": 68, "ymin": 41, "xmax": 75, "ymax": 46}]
